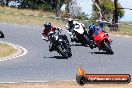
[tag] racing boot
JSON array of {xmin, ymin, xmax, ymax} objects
[
  {"xmin": 89, "ymin": 40, "xmax": 94, "ymax": 49},
  {"xmin": 70, "ymin": 35, "xmax": 75, "ymax": 42}
]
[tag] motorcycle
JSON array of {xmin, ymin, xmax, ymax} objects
[
  {"xmin": 71, "ymin": 24, "xmax": 89, "ymax": 46},
  {"xmin": 92, "ymin": 30, "xmax": 113, "ymax": 54},
  {"xmin": 47, "ymin": 30, "xmax": 72, "ymax": 58},
  {"xmin": 0, "ymin": 30, "xmax": 4, "ymax": 38}
]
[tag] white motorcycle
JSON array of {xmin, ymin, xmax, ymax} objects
[{"xmin": 71, "ymin": 24, "xmax": 90, "ymax": 46}]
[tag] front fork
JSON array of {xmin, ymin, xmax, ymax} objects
[{"xmin": 83, "ymin": 31, "xmax": 91, "ymax": 45}]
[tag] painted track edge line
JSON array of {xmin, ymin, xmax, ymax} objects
[
  {"xmin": 115, "ymin": 35, "xmax": 132, "ymax": 38},
  {"xmin": 0, "ymin": 41, "xmax": 28, "ymax": 62}
]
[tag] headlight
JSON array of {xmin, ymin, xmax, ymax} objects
[{"xmin": 59, "ymin": 39, "xmax": 63, "ymax": 41}]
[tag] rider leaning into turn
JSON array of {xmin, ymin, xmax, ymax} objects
[
  {"xmin": 66, "ymin": 18, "xmax": 87, "ymax": 42},
  {"xmin": 88, "ymin": 22, "xmax": 108, "ymax": 49},
  {"xmin": 42, "ymin": 22, "xmax": 61, "ymax": 52}
]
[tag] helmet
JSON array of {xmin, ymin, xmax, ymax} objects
[
  {"xmin": 89, "ymin": 24, "xmax": 96, "ymax": 31},
  {"xmin": 44, "ymin": 22, "xmax": 51, "ymax": 29},
  {"xmin": 68, "ymin": 18, "xmax": 73, "ymax": 25},
  {"xmin": 73, "ymin": 21, "xmax": 79, "ymax": 25}
]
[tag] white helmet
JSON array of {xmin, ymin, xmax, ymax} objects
[{"xmin": 73, "ymin": 21, "xmax": 79, "ymax": 25}]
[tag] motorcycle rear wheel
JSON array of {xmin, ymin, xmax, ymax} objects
[{"xmin": 103, "ymin": 41, "xmax": 113, "ymax": 54}]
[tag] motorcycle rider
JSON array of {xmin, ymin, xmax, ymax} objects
[
  {"xmin": 66, "ymin": 18, "xmax": 87, "ymax": 42},
  {"xmin": 42, "ymin": 22, "xmax": 64, "ymax": 52},
  {"xmin": 97, "ymin": 20, "xmax": 106, "ymax": 29},
  {"xmin": 97, "ymin": 20, "xmax": 109, "ymax": 36},
  {"xmin": 88, "ymin": 23, "xmax": 108, "ymax": 49}
]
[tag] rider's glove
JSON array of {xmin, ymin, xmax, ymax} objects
[
  {"xmin": 57, "ymin": 27, "xmax": 63, "ymax": 32},
  {"xmin": 57, "ymin": 27, "xmax": 61, "ymax": 30}
]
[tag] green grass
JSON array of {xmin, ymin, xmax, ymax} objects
[
  {"xmin": 0, "ymin": 6, "xmax": 132, "ymax": 36},
  {"xmin": 118, "ymin": 24, "xmax": 132, "ymax": 36},
  {"xmin": 0, "ymin": 6, "xmax": 65, "ymax": 28},
  {"xmin": 0, "ymin": 43, "xmax": 17, "ymax": 58},
  {"xmin": 105, "ymin": 24, "xmax": 132, "ymax": 36}
]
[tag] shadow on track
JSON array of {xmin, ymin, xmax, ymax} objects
[
  {"xmin": 44, "ymin": 56, "xmax": 68, "ymax": 59},
  {"xmin": 70, "ymin": 44, "xmax": 89, "ymax": 47},
  {"xmin": 91, "ymin": 51, "xmax": 113, "ymax": 55},
  {"xmin": 70, "ymin": 44, "xmax": 83, "ymax": 46}
]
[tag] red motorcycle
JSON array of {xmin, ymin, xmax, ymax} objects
[{"xmin": 92, "ymin": 31, "xmax": 113, "ymax": 54}]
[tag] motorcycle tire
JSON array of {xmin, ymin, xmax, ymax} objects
[
  {"xmin": 66, "ymin": 45, "xmax": 72, "ymax": 57},
  {"xmin": 63, "ymin": 42, "xmax": 72, "ymax": 57},
  {"xmin": 57, "ymin": 45, "xmax": 69, "ymax": 59},
  {"xmin": 79, "ymin": 38, "xmax": 87, "ymax": 46},
  {"xmin": 0, "ymin": 30, "xmax": 4, "ymax": 38},
  {"xmin": 103, "ymin": 41, "xmax": 114, "ymax": 54},
  {"xmin": 68, "ymin": 52, "xmax": 72, "ymax": 57},
  {"xmin": 80, "ymin": 35, "xmax": 89, "ymax": 47}
]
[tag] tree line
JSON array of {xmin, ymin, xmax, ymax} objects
[{"xmin": 1, "ymin": 0, "xmax": 124, "ymax": 22}]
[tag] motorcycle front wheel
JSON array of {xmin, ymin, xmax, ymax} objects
[
  {"xmin": 65, "ymin": 44, "xmax": 72, "ymax": 57},
  {"xmin": 0, "ymin": 30, "xmax": 4, "ymax": 38},
  {"xmin": 57, "ymin": 45, "xmax": 69, "ymax": 59}
]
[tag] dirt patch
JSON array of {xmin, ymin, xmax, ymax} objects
[{"xmin": 0, "ymin": 81, "xmax": 131, "ymax": 88}]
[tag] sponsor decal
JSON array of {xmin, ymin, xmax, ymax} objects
[{"xmin": 76, "ymin": 67, "xmax": 131, "ymax": 85}]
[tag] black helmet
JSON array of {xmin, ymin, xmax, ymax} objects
[
  {"xmin": 44, "ymin": 22, "xmax": 51, "ymax": 29},
  {"xmin": 68, "ymin": 18, "xmax": 73, "ymax": 25}
]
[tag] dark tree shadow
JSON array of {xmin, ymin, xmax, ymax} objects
[{"xmin": 44, "ymin": 56, "xmax": 69, "ymax": 59}]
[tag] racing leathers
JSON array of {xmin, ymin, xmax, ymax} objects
[
  {"xmin": 88, "ymin": 24, "xmax": 108, "ymax": 49},
  {"xmin": 42, "ymin": 26, "xmax": 60, "ymax": 52},
  {"xmin": 66, "ymin": 21, "xmax": 87, "ymax": 42}
]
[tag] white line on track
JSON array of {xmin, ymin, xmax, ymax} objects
[
  {"xmin": 0, "ymin": 41, "xmax": 28, "ymax": 62},
  {"xmin": 116, "ymin": 35, "xmax": 121, "ymax": 36},
  {"xmin": 115, "ymin": 35, "xmax": 132, "ymax": 38}
]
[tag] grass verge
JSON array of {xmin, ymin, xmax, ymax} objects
[
  {"xmin": 105, "ymin": 24, "xmax": 132, "ymax": 36},
  {"xmin": 0, "ymin": 6, "xmax": 132, "ymax": 36},
  {"xmin": 0, "ymin": 6, "xmax": 65, "ymax": 28},
  {"xmin": 0, "ymin": 43, "xmax": 17, "ymax": 58}
]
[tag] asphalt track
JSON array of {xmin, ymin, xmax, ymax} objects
[{"xmin": 0, "ymin": 23, "xmax": 132, "ymax": 83}]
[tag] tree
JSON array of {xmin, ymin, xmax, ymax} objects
[
  {"xmin": 51, "ymin": 0, "xmax": 65, "ymax": 17},
  {"xmin": 113, "ymin": 0, "xmax": 118, "ymax": 23},
  {"xmin": 64, "ymin": 0, "xmax": 72, "ymax": 13},
  {"xmin": 69, "ymin": 0, "xmax": 81, "ymax": 16},
  {"xmin": 5, "ymin": 0, "xmax": 9, "ymax": 6},
  {"xmin": 92, "ymin": 0, "xmax": 124, "ymax": 21},
  {"xmin": 60, "ymin": 0, "xmax": 89, "ymax": 20}
]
